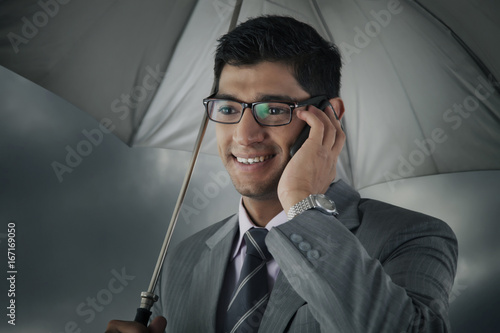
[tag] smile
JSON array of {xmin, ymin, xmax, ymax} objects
[{"xmin": 235, "ymin": 155, "xmax": 273, "ymax": 165}]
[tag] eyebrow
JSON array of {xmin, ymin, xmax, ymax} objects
[{"xmin": 213, "ymin": 93, "xmax": 295, "ymax": 103}]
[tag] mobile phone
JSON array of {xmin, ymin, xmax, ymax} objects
[{"xmin": 289, "ymin": 99, "xmax": 332, "ymax": 157}]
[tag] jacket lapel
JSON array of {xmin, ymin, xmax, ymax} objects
[{"xmin": 190, "ymin": 215, "xmax": 238, "ymax": 333}]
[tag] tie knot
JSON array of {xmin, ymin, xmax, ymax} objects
[{"xmin": 244, "ymin": 228, "xmax": 272, "ymax": 261}]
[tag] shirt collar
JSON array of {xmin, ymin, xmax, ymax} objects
[{"xmin": 231, "ymin": 198, "xmax": 288, "ymax": 260}]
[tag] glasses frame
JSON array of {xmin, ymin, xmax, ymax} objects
[{"xmin": 203, "ymin": 95, "xmax": 329, "ymax": 127}]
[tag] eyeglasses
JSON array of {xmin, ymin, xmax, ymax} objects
[{"xmin": 203, "ymin": 95, "xmax": 329, "ymax": 127}]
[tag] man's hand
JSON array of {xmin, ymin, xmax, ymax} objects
[
  {"xmin": 105, "ymin": 316, "xmax": 166, "ymax": 333},
  {"xmin": 277, "ymin": 98, "xmax": 345, "ymax": 214}
]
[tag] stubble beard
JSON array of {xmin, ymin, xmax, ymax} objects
[
  {"xmin": 232, "ymin": 174, "xmax": 281, "ymax": 201},
  {"xmin": 228, "ymin": 156, "xmax": 289, "ymax": 202}
]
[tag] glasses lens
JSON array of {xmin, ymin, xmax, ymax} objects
[
  {"xmin": 207, "ymin": 100, "xmax": 242, "ymax": 123},
  {"xmin": 253, "ymin": 103, "xmax": 291, "ymax": 125}
]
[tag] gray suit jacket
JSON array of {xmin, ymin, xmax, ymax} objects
[{"xmin": 152, "ymin": 180, "xmax": 457, "ymax": 332}]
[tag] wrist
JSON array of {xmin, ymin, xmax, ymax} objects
[{"xmin": 279, "ymin": 191, "xmax": 311, "ymax": 215}]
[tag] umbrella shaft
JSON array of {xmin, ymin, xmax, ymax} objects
[{"xmin": 148, "ymin": 112, "xmax": 209, "ymax": 294}]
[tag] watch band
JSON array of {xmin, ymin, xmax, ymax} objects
[
  {"xmin": 287, "ymin": 196, "xmax": 314, "ymax": 220},
  {"xmin": 287, "ymin": 194, "xmax": 338, "ymax": 220}
]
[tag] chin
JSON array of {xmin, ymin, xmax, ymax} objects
[{"xmin": 233, "ymin": 181, "xmax": 280, "ymax": 201}]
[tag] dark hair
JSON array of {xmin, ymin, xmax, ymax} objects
[{"xmin": 214, "ymin": 15, "xmax": 342, "ymax": 98}]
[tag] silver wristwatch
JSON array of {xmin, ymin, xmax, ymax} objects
[{"xmin": 287, "ymin": 194, "xmax": 338, "ymax": 220}]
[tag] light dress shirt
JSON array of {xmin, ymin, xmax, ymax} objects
[{"xmin": 216, "ymin": 198, "xmax": 288, "ymax": 330}]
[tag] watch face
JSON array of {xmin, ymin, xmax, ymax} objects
[{"xmin": 315, "ymin": 195, "xmax": 335, "ymax": 210}]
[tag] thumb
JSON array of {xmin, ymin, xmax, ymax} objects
[{"xmin": 148, "ymin": 316, "xmax": 167, "ymax": 333}]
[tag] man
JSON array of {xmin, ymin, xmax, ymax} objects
[{"xmin": 107, "ymin": 15, "xmax": 457, "ymax": 333}]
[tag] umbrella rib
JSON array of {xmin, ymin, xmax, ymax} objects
[
  {"xmin": 413, "ymin": 0, "xmax": 500, "ymax": 95},
  {"xmin": 309, "ymin": 0, "xmax": 336, "ymax": 44}
]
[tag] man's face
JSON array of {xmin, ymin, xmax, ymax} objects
[{"xmin": 215, "ymin": 61, "xmax": 309, "ymax": 201}]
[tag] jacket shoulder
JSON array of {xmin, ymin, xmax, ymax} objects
[
  {"xmin": 165, "ymin": 214, "xmax": 236, "ymax": 270},
  {"xmin": 355, "ymin": 198, "xmax": 457, "ymax": 260}
]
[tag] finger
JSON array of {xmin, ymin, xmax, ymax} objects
[
  {"xmin": 324, "ymin": 101, "xmax": 339, "ymax": 126},
  {"xmin": 323, "ymin": 99, "xmax": 345, "ymax": 151},
  {"xmin": 318, "ymin": 103, "xmax": 338, "ymax": 148},
  {"xmin": 148, "ymin": 316, "xmax": 167, "ymax": 333},
  {"xmin": 105, "ymin": 319, "xmax": 147, "ymax": 333},
  {"xmin": 331, "ymin": 109, "xmax": 346, "ymax": 156},
  {"xmin": 306, "ymin": 104, "xmax": 336, "ymax": 148},
  {"xmin": 296, "ymin": 108, "xmax": 325, "ymax": 144}
]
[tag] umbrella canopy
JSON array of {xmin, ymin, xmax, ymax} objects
[{"xmin": 1, "ymin": 0, "xmax": 499, "ymax": 189}]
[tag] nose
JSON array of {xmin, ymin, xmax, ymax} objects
[{"xmin": 233, "ymin": 107, "xmax": 265, "ymax": 146}]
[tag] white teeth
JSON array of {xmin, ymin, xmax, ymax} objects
[{"xmin": 236, "ymin": 155, "xmax": 271, "ymax": 165}]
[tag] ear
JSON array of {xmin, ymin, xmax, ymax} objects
[{"xmin": 328, "ymin": 97, "xmax": 345, "ymax": 120}]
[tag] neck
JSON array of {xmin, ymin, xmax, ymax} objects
[{"xmin": 242, "ymin": 196, "xmax": 283, "ymax": 227}]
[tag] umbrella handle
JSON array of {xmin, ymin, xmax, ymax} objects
[
  {"xmin": 134, "ymin": 308, "xmax": 152, "ymax": 326},
  {"xmin": 134, "ymin": 291, "xmax": 159, "ymax": 326}
]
